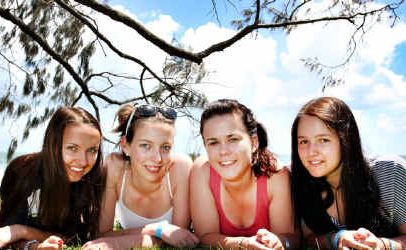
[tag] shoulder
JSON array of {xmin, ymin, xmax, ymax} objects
[
  {"xmin": 267, "ymin": 167, "xmax": 291, "ymax": 198},
  {"xmin": 191, "ymin": 155, "xmax": 210, "ymax": 175},
  {"xmin": 3, "ymin": 153, "xmax": 40, "ymax": 181},
  {"xmin": 190, "ymin": 155, "xmax": 210, "ymax": 183},
  {"xmin": 269, "ymin": 166, "xmax": 290, "ymax": 183},
  {"xmin": 104, "ymin": 152, "xmax": 126, "ymax": 183},
  {"xmin": 369, "ymin": 155, "xmax": 406, "ymax": 175},
  {"xmin": 168, "ymin": 153, "xmax": 193, "ymax": 181}
]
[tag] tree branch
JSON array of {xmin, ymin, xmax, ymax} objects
[
  {"xmin": 0, "ymin": 7, "xmax": 100, "ymax": 119},
  {"xmin": 54, "ymin": 0, "xmax": 175, "ymax": 93}
]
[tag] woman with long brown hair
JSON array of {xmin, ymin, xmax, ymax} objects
[
  {"xmin": 291, "ymin": 97, "xmax": 406, "ymax": 249},
  {"xmin": 0, "ymin": 107, "xmax": 105, "ymax": 249}
]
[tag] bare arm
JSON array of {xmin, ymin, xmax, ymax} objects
[
  {"xmin": 98, "ymin": 153, "xmax": 122, "ymax": 236},
  {"xmin": 170, "ymin": 154, "xmax": 193, "ymax": 229},
  {"xmin": 0, "ymin": 224, "xmax": 59, "ymax": 249}
]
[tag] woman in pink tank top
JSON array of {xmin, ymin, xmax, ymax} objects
[{"xmin": 191, "ymin": 99, "xmax": 297, "ymax": 249}]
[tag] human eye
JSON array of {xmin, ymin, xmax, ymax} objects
[
  {"xmin": 298, "ymin": 139, "xmax": 308, "ymax": 145},
  {"xmin": 319, "ymin": 138, "xmax": 330, "ymax": 143},
  {"xmin": 229, "ymin": 136, "xmax": 239, "ymax": 143},
  {"xmin": 66, "ymin": 145, "xmax": 78, "ymax": 152},
  {"xmin": 88, "ymin": 147, "xmax": 99, "ymax": 154},
  {"xmin": 206, "ymin": 140, "xmax": 218, "ymax": 146},
  {"xmin": 140, "ymin": 143, "xmax": 151, "ymax": 150},
  {"xmin": 162, "ymin": 144, "xmax": 172, "ymax": 153}
]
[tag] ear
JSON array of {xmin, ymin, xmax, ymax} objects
[
  {"xmin": 251, "ymin": 134, "xmax": 259, "ymax": 153},
  {"xmin": 120, "ymin": 136, "xmax": 130, "ymax": 156}
]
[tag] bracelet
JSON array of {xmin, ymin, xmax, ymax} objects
[
  {"xmin": 389, "ymin": 239, "xmax": 395, "ymax": 250},
  {"xmin": 314, "ymin": 237, "xmax": 321, "ymax": 250},
  {"xmin": 333, "ymin": 230, "xmax": 346, "ymax": 250},
  {"xmin": 326, "ymin": 232, "xmax": 333, "ymax": 250},
  {"xmin": 155, "ymin": 223, "xmax": 163, "ymax": 238},
  {"xmin": 23, "ymin": 240, "xmax": 39, "ymax": 250},
  {"xmin": 380, "ymin": 238, "xmax": 388, "ymax": 250},
  {"xmin": 283, "ymin": 237, "xmax": 290, "ymax": 250}
]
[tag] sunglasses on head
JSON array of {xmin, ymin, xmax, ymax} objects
[{"xmin": 125, "ymin": 104, "xmax": 177, "ymax": 135}]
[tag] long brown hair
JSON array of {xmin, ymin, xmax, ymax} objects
[
  {"xmin": 200, "ymin": 99, "xmax": 277, "ymax": 176},
  {"xmin": 0, "ymin": 107, "xmax": 105, "ymax": 242},
  {"xmin": 291, "ymin": 97, "xmax": 394, "ymax": 236}
]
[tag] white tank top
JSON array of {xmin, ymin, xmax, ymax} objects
[{"xmin": 116, "ymin": 169, "xmax": 173, "ymax": 229}]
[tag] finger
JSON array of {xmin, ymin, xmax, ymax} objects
[{"xmin": 342, "ymin": 238, "xmax": 372, "ymax": 250}]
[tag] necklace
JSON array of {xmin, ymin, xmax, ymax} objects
[{"xmin": 333, "ymin": 186, "xmax": 342, "ymax": 225}]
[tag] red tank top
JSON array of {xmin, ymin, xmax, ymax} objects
[{"xmin": 209, "ymin": 166, "xmax": 270, "ymax": 236}]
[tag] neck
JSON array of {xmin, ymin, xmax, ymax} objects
[
  {"xmin": 326, "ymin": 164, "xmax": 342, "ymax": 189},
  {"xmin": 222, "ymin": 168, "xmax": 256, "ymax": 193},
  {"xmin": 128, "ymin": 167, "xmax": 163, "ymax": 195}
]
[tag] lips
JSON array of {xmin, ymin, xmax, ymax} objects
[
  {"xmin": 144, "ymin": 165, "xmax": 162, "ymax": 173},
  {"xmin": 218, "ymin": 160, "xmax": 237, "ymax": 167},
  {"xmin": 307, "ymin": 159, "xmax": 324, "ymax": 167}
]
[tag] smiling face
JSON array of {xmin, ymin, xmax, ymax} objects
[
  {"xmin": 297, "ymin": 115, "xmax": 342, "ymax": 185},
  {"xmin": 62, "ymin": 123, "xmax": 101, "ymax": 182},
  {"xmin": 202, "ymin": 112, "xmax": 257, "ymax": 181},
  {"xmin": 122, "ymin": 119, "xmax": 175, "ymax": 183}
]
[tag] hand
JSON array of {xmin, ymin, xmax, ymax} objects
[
  {"xmin": 240, "ymin": 235, "xmax": 273, "ymax": 250},
  {"xmin": 351, "ymin": 228, "xmax": 385, "ymax": 249},
  {"xmin": 37, "ymin": 235, "xmax": 63, "ymax": 250},
  {"xmin": 256, "ymin": 229, "xmax": 284, "ymax": 249},
  {"xmin": 82, "ymin": 237, "xmax": 119, "ymax": 250},
  {"xmin": 143, "ymin": 222, "xmax": 199, "ymax": 248},
  {"xmin": 336, "ymin": 230, "xmax": 374, "ymax": 250}
]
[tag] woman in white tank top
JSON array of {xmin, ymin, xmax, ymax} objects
[{"xmin": 83, "ymin": 104, "xmax": 199, "ymax": 249}]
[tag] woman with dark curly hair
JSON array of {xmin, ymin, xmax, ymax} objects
[
  {"xmin": 0, "ymin": 107, "xmax": 105, "ymax": 250},
  {"xmin": 291, "ymin": 97, "xmax": 406, "ymax": 249},
  {"xmin": 191, "ymin": 99, "xmax": 296, "ymax": 249}
]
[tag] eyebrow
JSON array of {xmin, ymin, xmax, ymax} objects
[{"xmin": 298, "ymin": 133, "xmax": 332, "ymax": 138}]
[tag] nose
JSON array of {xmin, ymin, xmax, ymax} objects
[
  {"xmin": 307, "ymin": 142, "xmax": 319, "ymax": 156},
  {"xmin": 219, "ymin": 143, "xmax": 230, "ymax": 156},
  {"xmin": 78, "ymin": 151, "xmax": 89, "ymax": 166},
  {"xmin": 150, "ymin": 147, "xmax": 163, "ymax": 163}
]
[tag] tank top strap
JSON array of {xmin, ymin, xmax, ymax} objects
[
  {"xmin": 119, "ymin": 165, "xmax": 128, "ymax": 202},
  {"xmin": 256, "ymin": 175, "xmax": 270, "ymax": 216},
  {"xmin": 166, "ymin": 172, "xmax": 173, "ymax": 199},
  {"xmin": 209, "ymin": 166, "xmax": 221, "ymax": 204}
]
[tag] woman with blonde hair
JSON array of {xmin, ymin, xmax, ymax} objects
[{"xmin": 83, "ymin": 103, "xmax": 198, "ymax": 249}]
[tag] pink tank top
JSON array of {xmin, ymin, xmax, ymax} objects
[{"xmin": 209, "ymin": 166, "xmax": 270, "ymax": 236}]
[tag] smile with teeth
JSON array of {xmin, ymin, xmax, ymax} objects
[
  {"xmin": 308, "ymin": 160, "xmax": 323, "ymax": 166},
  {"xmin": 219, "ymin": 160, "xmax": 236, "ymax": 167},
  {"xmin": 70, "ymin": 166, "xmax": 85, "ymax": 173},
  {"xmin": 144, "ymin": 165, "xmax": 162, "ymax": 172}
]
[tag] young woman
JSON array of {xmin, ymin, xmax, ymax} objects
[
  {"xmin": 0, "ymin": 107, "xmax": 105, "ymax": 249},
  {"xmin": 82, "ymin": 104, "xmax": 198, "ymax": 249},
  {"xmin": 291, "ymin": 96, "xmax": 406, "ymax": 249},
  {"xmin": 190, "ymin": 99, "xmax": 296, "ymax": 249}
]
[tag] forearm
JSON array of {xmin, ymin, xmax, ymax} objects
[
  {"xmin": 276, "ymin": 233, "xmax": 300, "ymax": 250},
  {"xmin": 384, "ymin": 235, "xmax": 406, "ymax": 250},
  {"xmin": 200, "ymin": 232, "xmax": 243, "ymax": 248},
  {"xmin": 98, "ymin": 226, "xmax": 143, "ymax": 237},
  {"xmin": 305, "ymin": 232, "xmax": 334, "ymax": 249}
]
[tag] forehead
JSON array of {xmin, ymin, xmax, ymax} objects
[
  {"xmin": 202, "ymin": 113, "xmax": 247, "ymax": 138},
  {"xmin": 63, "ymin": 123, "xmax": 101, "ymax": 145},
  {"xmin": 133, "ymin": 120, "xmax": 175, "ymax": 140},
  {"xmin": 297, "ymin": 115, "xmax": 335, "ymax": 136}
]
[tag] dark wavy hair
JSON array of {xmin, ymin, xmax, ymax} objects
[
  {"xmin": 200, "ymin": 99, "xmax": 277, "ymax": 176},
  {"xmin": 0, "ymin": 107, "xmax": 106, "ymax": 243},
  {"xmin": 291, "ymin": 97, "xmax": 395, "ymax": 236}
]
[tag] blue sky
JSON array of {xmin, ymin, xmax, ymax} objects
[{"xmin": 1, "ymin": 0, "xmax": 406, "ymax": 162}]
